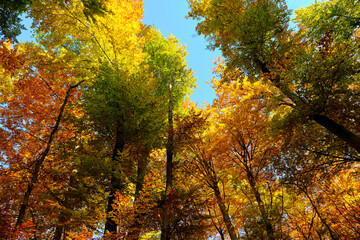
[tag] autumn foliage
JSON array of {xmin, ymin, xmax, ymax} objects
[{"xmin": 1, "ymin": 0, "xmax": 360, "ymax": 239}]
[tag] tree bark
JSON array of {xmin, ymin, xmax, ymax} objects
[
  {"xmin": 53, "ymin": 173, "xmax": 76, "ymax": 240},
  {"xmin": 257, "ymin": 60, "xmax": 360, "ymax": 154},
  {"xmin": 14, "ymin": 81, "xmax": 83, "ymax": 230},
  {"xmin": 161, "ymin": 78, "xmax": 175, "ymax": 240},
  {"xmin": 213, "ymin": 183, "xmax": 239, "ymax": 240},
  {"xmin": 127, "ymin": 150, "xmax": 150, "ymax": 240},
  {"xmin": 312, "ymin": 114, "xmax": 360, "ymax": 153},
  {"xmin": 247, "ymin": 172, "xmax": 275, "ymax": 240},
  {"xmin": 104, "ymin": 129, "xmax": 125, "ymax": 234},
  {"xmin": 53, "ymin": 226, "xmax": 64, "ymax": 240}
]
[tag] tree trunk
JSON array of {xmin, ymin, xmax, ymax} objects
[
  {"xmin": 127, "ymin": 150, "xmax": 150, "ymax": 240},
  {"xmin": 247, "ymin": 172, "xmax": 275, "ymax": 240},
  {"xmin": 257, "ymin": 60, "xmax": 360, "ymax": 154},
  {"xmin": 104, "ymin": 129, "xmax": 125, "ymax": 234},
  {"xmin": 14, "ymin": 81, "xmax": 83, "ymax": 230},
  {"xmin": 53, "ymin": 226, "xmax": 64, "ymax": 240},
  {"xmin": 53, "ymin": 173, "xmax": 76, "ymax": 240},
  {"xmin": 213, "ymin": 183, "xmax": 239, "ymax": 240},
  {"xmin": 312, "ymin": 114, "xmax": 360, "ymax": 153},
  {"xmin": 161, "ymin": 78, "xmax": 175, "ymax": 240}
]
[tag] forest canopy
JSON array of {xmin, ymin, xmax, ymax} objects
[{"xmin": 1, "ymin": 0, "xmax": 360, "ymax": 239}]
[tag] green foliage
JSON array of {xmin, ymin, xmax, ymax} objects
[
  {"xmin": 83, "ymin": 63, "xmax": 165, "ymax": 146},
  {"xmin": 81, "ymin": 0, "xmax": 107, "ymax": 21},
  {"xmin": 295, "ymin": 0, "xmax": 360, "ymax": 40},
  {"xmin": 0, "ymin": 0, "xmax": 30, "ymax": 42},
  {"xmin": 143, "ymin": 27, "xmax": 196, "ymax": 110},
  {"xmin": 188, "ymin": 0, "xmax": 360, "ymax": 155},
  {"xmin": 187, "ymin": 0, "xmax": 291, "ymax": 77}
]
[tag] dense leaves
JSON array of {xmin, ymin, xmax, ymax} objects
[
  {"xmin": 1, "ymin": 0, "xmax": 360, "ymax": 239},
  {"xmin": 188, "ymin": 0, "xmax": 360, "ymax": 154}
]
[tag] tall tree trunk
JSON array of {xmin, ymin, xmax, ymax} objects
[
  {"xmin": 53, "ymin": 210, "xmax": 67, "ymax": 240},
  {"xmin": 127, "ymin": 150, "xmax": 150, "ymax": 240},
  {"xmin": 161, "ymin": 78, "xmax": 175, "ymax": 240},
  {"xmin": 53, "ymin": 226, "xmax": 64, "ymax": 240},
  {"xmin": 212, "ymin": 183, "xmax": 239, "ymax": 240},
  {"xmin": 53, "ymin": 174, "xmax": 75, "ymax": 240},
  {"xmin": 14, "ymin": 81, "xmax": 83, "ymax": 230},
  {"xmin": 104, "ymin": 128, "xmax": 125, "ymax": 234},
  {"xmin": 247, "ymin": 172, "xmax": 275, "ymax": 240}
]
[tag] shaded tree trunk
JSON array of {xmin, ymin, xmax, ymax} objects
[
  {"xmin": 247, "ymin": 171, "xmax": 275, "ymax": 240},
  {"xmin": 161, "ymin": 78, "xmax": 175, "ymax": 240},
  {"xmin": 53, "ymin": 174, "xmax": 76, "ymax": 240},
  {"xmin": 127, "ymin": 150, "xmax": 150, "ymax": 240},
  {"xmin": 104, "ymin": 128, "xmax": 125, "ymax": 234},
  {"xmin": 53, "ymin": 226, "xmax": 64, "ymax": 240},
  {"xmin": 312, "ymin": 114, "xmax": 360, "ymax": 153},
  {"xmin": 212, "ymin": 183, "xmax": 239, "ymax": 240}
]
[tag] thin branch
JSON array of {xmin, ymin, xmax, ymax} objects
[{"xmin": 14, "ymin": 80, "xmax": 84, "ymax": 230}]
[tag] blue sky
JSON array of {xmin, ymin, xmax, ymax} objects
[
  {"xmin": 143, "ymin": 1, "xmax": 220, "ymax": 106},
  {"xmin": 19, "ymin": 0, "xmax": 315, "ymax": 106}
]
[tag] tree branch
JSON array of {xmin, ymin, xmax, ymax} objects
[{"xmin": 14, "ymin": 80, "xmax": 83, "ymax": 230}]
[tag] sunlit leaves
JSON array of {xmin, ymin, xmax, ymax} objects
[
  {"xmin": 187, "ymin": 0, "xmax": 291, "ymax": 77},
  {"xmin": 295, "ymin": 0, "xmax": 360, "ymax": 41}
]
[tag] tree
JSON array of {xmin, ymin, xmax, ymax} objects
[
  {"xmin": 143, "ymin": 30, "xmax": 197, "ymax": 219},
  {"xmin": 141, "ymin": 28, "xmax": 196, "ymax": 240},
  {"xmin": 0, "ymin": 0, "xmax": 30, "ymax": 42},
  {"xmin": 1, "ymin": 0, "xmax": 146, "ymax": 237},
  {"xmin": 26, "ymin": 0, "xmax": 149, "ymax": 236},
  {"xmin": 7, "ymin": 0, "xmax": 360, "ymax": 239},
  {"xmin": 0, "ymin": 0, "xmax": 107, "ymax": 42},
  {"xmin": 2, "ymin": 0, "xmax": 196, "ymax": 238},
  {"xmin": 187, "ymin": 0, "xmax": 360, "ymax": 155},
  {"xmin": 0, "ymin": 40, "xmax": 87, "ymax": 237},
  {"xmin": 294, "ymin": 0, "xmax": 360, "ymax": 41}
]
